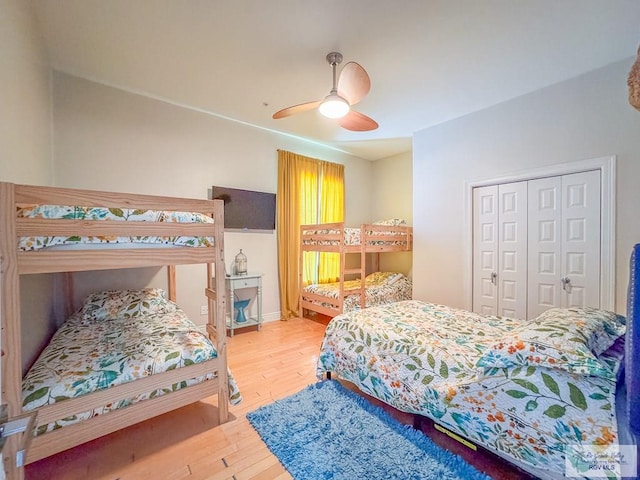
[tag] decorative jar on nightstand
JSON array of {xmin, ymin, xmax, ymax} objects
[{"xmin": 233, "ymin": 249, "xmax": 247, "ymax": 275}]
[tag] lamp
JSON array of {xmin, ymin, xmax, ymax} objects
[{"xmin": 319, "ymin": 92, "xmax": 350, "ymax": 119}]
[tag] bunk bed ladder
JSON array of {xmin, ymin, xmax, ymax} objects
[
  {"xmin": 338, "ymin": 227, "xmax": 368, "ymax": 311},
  {"xmin": 358, "ymin": 227, "xmax": 366, "ymax": 309}
]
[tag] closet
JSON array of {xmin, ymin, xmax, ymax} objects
[{"xmin": 472, "ymin": 170, "xmax": 601, "ymax": 320}]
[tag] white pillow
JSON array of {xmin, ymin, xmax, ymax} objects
[{"xmin": 387, "ymin": 273, "xmax": 404, "ymax": 284}]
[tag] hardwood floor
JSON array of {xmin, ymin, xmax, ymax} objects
[{"xmin": 25, "ymin": 316, "xmax": 533, "ymax": 480}]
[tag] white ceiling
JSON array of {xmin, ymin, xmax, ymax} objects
[{"xmin": 32, "ymin": 0, "xmax": 640, "ymax": 161}]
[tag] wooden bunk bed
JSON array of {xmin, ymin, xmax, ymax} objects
[
  {"xmin": 0, "ymin": 182, "xmax": 231, "ymax": 480},
  {"xmin": 299, "ymin": 221, "xmax": 413, "ymax": 318}
]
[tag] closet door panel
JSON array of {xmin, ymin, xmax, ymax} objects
[
  {"xmin": 561, "ymin": 170, "xmax": 601, "ymax": 308},
  {"xmin": 528, "ymin": 176, "xmax": 562, "ymax": 319},
  {"xmin": 474, "ymin": 169, "xmax": 603, "ymax": 321},
  {"xmin": 473, "ymin": 186, "xmax": 498, "ymax": 315},
  {"xmin": 498, "ymin": 182, "xmax": 527, "ymax": 319}
]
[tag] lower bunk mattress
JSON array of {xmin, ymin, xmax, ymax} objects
[
  {"xmin": 303, "ymin": 272, "xmax": 412, "ymax": 313},
  {"xmin": 22, "ymin": 288, "xmax": 241, "ymax": 434},
  {"xmin": 316, "ymin": 300, "xmax": 628, "ymax": 478}
]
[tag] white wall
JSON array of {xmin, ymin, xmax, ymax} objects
[
  {"xmin": 52, "ymin": 72, "xmax": 374, "ymax": 325},
  {"xmin": 371, "ymin": 150, "xmax": 413, "ymax": 275},
  {"xmin": 0, "ymin": 0, "xmax": 51, "ymax": 185},
  {"xmin": 0, "ymin": 0, "xmax": 55, "ymax": 380},
  {"xmin": 0, "ymin": 4, "xmax": 52, "ymax": 477},
  {"xmin": 413, "ymin": 58, "xmax": 640, "ymax": 314}
]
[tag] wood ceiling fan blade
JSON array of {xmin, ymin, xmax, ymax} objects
[
  {"xmin": 337, "ymin": 62, "xmax": 371, "ymax": 106},
  {"xmin": 272, "ymin": 100, "xmax": 321, "ymax": 119},
  {"xmin": 339, "ymin": 110, "xmax": 378, "ymax": 131}
]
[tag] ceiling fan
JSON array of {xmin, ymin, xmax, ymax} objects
[{"xmin": 272, "ymin": 52, "xmax": 379, "ymax": 131}]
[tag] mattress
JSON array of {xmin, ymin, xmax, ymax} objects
[
  {"xmin": 303, "ymin": 272, "xmax": 412, "ymax": 312},
  {"xmin": 22, "ymin": 303, "xmax": 241, "ymax": 435},
  {"xmin": 317, "ymin": 300, "xmax": 626, "ymax": 478},
  {"xmin": 17, "ymin": 204, "xmax": 215, "ymax": 251}
]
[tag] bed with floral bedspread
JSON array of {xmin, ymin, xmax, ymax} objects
[
  {"xmin": 317, "ymin": 300, "xmax": 626, "ymax": 478},
  {"xmin": 22, "ymin": 288, "xmax": 242, "ymax": 434},
  {"xmin": 303, "ymin": 272, "xmax": 412, "ymax": 313}
]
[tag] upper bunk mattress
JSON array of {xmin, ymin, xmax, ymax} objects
[
  {"xmin": 22, "ymin": 291, "xmax": 241, "ymax": 434},
  {"xmin": 17, "ymin": 204, "xmax": 215, "ymax": 251},
  {"xmin": 302, "ymin": 226, "xmax": 409, "ymax": 247}
]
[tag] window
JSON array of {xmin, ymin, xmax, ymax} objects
[{"xmin": 276, "ymin": 150, "xmax": 344, "ymax": 319}]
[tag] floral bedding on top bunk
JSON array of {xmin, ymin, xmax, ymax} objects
[
  {"xmin": 317, "ymin": 300, "xmax": 626, "ymax": 478},
  {"xmin": 302, "ymin": 219, "xmax": 409, "ymax": 247},
  {"xmin": 22, "ymin": 288, "xmax": 241, "ymax": 435},
  {"xmin": 304, "ymin": 272, "xmax": 412, "ymax": 312},
  {"xmin": 17, "ymin": 205, "xmax": 215, "ymax": 251}
]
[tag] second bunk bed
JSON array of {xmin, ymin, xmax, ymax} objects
[
  {"xmin": 0, "ymin": 182, "xmax": 239, "ymax": 479},
  {"xmin": 299, "ymin": 220, "xmax": 413, "ymax": 318}
]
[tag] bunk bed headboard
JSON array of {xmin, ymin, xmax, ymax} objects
[{"xmin": 627, "ymin": 243, "xmax": 640, "ymax": 436}]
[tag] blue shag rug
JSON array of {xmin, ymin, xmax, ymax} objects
[{"xmin": 247, "ymin": 381, "xmax": 491, "ymax": 480}]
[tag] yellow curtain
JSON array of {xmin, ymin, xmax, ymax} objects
[
  {"xmin": 300, "ymin": 167, "xmax": 319, "ymax": 287},
  {"xmin": 276, "ymin": 150, "xmax": 345, "ymax": 319},
  {"xmin": 318, "ymin": 160, "xmax": 345, "ymax": 283},
  {"xmin": 277, "ymin": 150, "xmax": 319, "ymax": 319}
]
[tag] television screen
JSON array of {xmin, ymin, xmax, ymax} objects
[{"xmin": 212, "ymin": 186, "xmax": 276, "ymax": 231}]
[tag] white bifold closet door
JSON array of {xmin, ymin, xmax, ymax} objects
[
  {"xmin": 472, "ymin": 185, "xmax": 498, "ymax": 316},
  {"xmin": 472, "ymin": 182, "xmax": 527, "ymax": 319},
  {"xmin": 527, "ymin": 170, "xmax": 601, "ymax": 319},
  {"xmin": 473, "ymin": 170, "xmax": 601, "ymax": 320}
]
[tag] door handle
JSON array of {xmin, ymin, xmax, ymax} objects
[
  {"xmin": 561, "ymin": 276, "xmax": 572, "ymax": 293},
  {"xmin": 491, "ymin": 272, "xmax": 497, "ymax": 285}
]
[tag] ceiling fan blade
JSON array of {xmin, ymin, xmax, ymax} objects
[
  {"xmin": 337, "ymin": 62, "xmax": 371, "ymax": 106},
  {"xmin": 339, "ymin": 110, "xmax": 378, "ymax": 131},
  {"xmin": 272, "ymin": 100, "xmax": 321, "ymax": 119}
]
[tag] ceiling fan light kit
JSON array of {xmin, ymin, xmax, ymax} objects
[
  {"xmin": 272, "ymin": 51, "xmax": 378, "ymax": 131},
  {"xmin": 319, "ymin": 93, "xmax": 350, "ymax": 118}
]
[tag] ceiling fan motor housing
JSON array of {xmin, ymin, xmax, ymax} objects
[{"xmin": 326, "ymin": 52, "xmax": 343, "ymax": 66}]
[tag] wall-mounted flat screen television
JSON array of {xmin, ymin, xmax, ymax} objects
[{"xmin": 212, "ymin": 186, "xmax": 276, "ymax": 231}]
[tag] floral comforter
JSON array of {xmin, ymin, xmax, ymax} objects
[
  {"xmin": 17, "ymin": 205, "xmax": 215, "ymax": 251},
  {"xmin": 316, "ymin": 300, "xmax": 624, "ymax": 477},
  {"xmin": 304, "ymin": 272, "xmax": 412, "ymax": 313},
  {"xmin": 22, "ymin": 308, "xmax": 242, "ymax": 434}
]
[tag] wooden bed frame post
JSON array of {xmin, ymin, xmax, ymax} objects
[
  {"xmin": 0, "ymin": 182, "xmax": 24, "ymax": 480},
  {"xmin": 63, "ymin": 272, "xmax": 74, "ymax": 318},
  {"xmin": 338, "ymin": 235, "xmax": 346, "ymax": 314},
  {"xmin": 167, "ymin": 265, "xmax": 177, "ymax": 302},
  {"xmin": 212, "ymin": 199, "xmax": 229, "ymax": 423},
  {"xmin": 299, "ymin": 225, "xmax": 304, "ymax": 319},
  {"xmin": 359, "ymin": 227, "xmax": 366, "ymax": 309}
]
